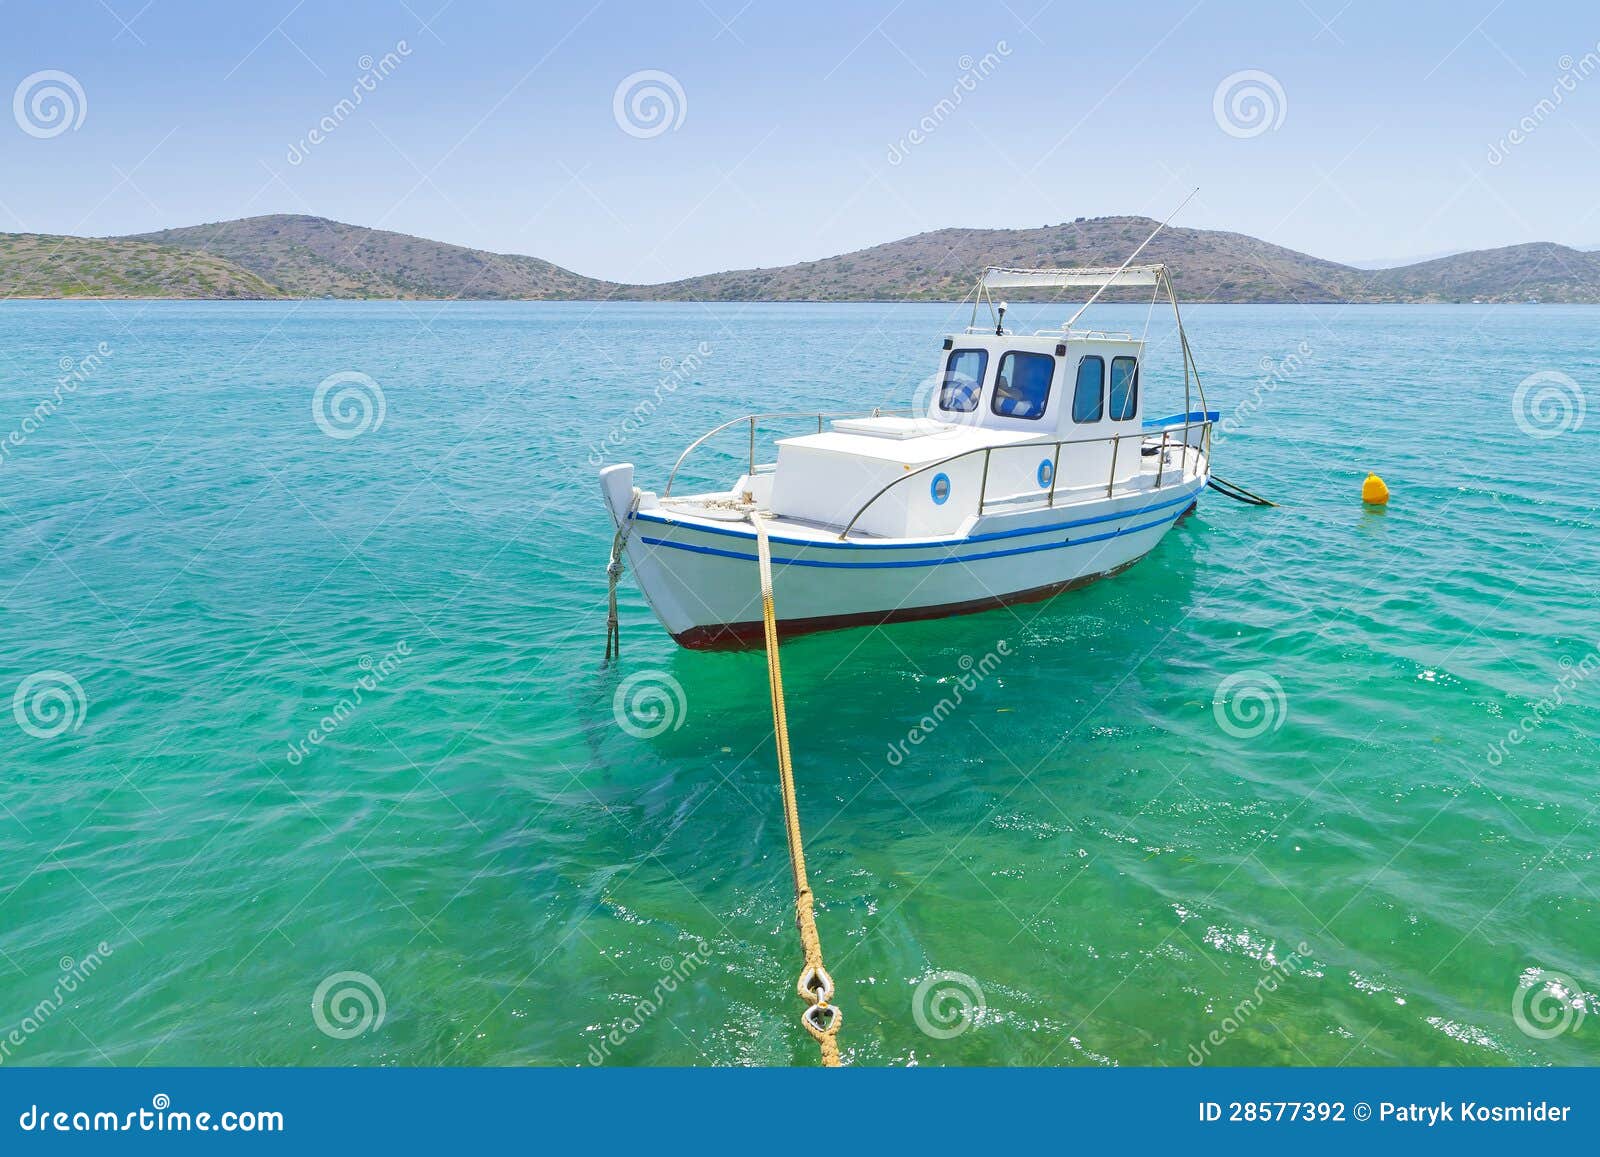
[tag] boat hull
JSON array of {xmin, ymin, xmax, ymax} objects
[
  {"xmin": 602, "ymin": 464, "xmax": 1204, "ymax": 650},
  {"xmin": 670, "ymin": 555, "xmax": 1150, "ymax": 649}
]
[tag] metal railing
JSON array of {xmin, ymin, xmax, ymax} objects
[
  {"xmin": 836, "ymin": 418, "xmax": 1212, "ymax": 540},
  {"xmin": 662, "ymin": 408, "xmax": 915, "ymax": 496}
]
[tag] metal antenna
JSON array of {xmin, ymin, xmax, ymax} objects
[{"xmin": 1064, "ymin": 187, "xmax": 1198, "ymax": 331}]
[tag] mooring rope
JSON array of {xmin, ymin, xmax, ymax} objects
[
  {"xmin": 751, "ymin": 512, "xmax": 842, "ymax": 1066},
  {"xmin": 1207, "ymin": 474, "xmax": 1277, "ymax": 507},
  {"xmin": 604, "ymin": 489, "xmax": 641, "ymax": 662}
]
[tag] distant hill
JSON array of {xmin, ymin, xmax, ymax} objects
[
  {"xmin": 631, "ymin": 217, "xmax": 1368, "ymax": 303},
  {"xmin": 123, "ymin": 215, "xmax": 614, "ymax": 300},
  {"xmin": 0, "ymin": 233, "xmax": 281, "ymax": 299},
  {"xmin": 0, "ymin": 213, "xmax": 1592, "ymax": 303},
  {"xmin": 1362, "ymin": 242, "xmax": 1600, "ymax": 303}
]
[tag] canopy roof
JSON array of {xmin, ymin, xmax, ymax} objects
[{"xmin": 979, "ymin": 264, "xmax": 1164, "ymax": 290}]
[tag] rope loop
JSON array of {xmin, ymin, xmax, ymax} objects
[
  {"xmin": 802, "ymin": 1001, "xmax": 842, "ymax": 1041},
  {"xmin": 797, "ymin": 964, "xmax": 834, "ymax": 1006}
]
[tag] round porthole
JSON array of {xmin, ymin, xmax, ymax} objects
[
  {"xmin": 1037, "ymin": 459, "xmax": 1054, "ymax": 488},
  {"xmin": 930, "ymin": 472, "xmax": 951, "ymax": 505}
]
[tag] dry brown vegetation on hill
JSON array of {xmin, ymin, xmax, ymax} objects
[{"xmin": 1, "ymin": 213, "xmax": 1589, "ymax": 303}]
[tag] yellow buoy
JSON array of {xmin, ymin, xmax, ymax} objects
[{"xmin": 1362, "ymin": 473, "xmax": 1389, "ymax": 505}]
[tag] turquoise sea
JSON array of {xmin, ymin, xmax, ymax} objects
[{"xmin": 1, "ymin": 299, "xmax": 1597, "ymax": 1066}]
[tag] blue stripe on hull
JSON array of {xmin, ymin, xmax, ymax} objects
[
  {"xmin": 636, "ymin": 481, "xmax": 1205, "ymax": 551},
  {"xmin": 638, "ymin": 501, "xmax": 1195, "ymax": 571}
]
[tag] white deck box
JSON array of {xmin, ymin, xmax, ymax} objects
[{"xmin": 769, "ymin": 420, "xmax": 1038, "ymax": 538}]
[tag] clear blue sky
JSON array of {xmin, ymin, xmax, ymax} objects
[{"xmin": 1, "ymin": 0, "xmax": 1595, "ymax": 281}]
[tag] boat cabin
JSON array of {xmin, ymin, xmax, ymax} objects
[
  {"xmin": 767, "ymin": 329, "xmax": 1149, "ymax": 540},
  {"xmin": 677, "ymin": 263, "xmax": 1207, "ymax": 541},
  {"xmin": 923, "ymin": 329, "xmax": 1144, "ymax": 435}
]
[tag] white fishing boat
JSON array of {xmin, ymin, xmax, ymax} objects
[{"xmin": 600, "ymin": 259, "xmax": 1216, "ymax": 650}]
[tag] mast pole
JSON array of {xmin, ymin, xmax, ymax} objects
[{"xmin": 1064, "ymin": 187, "xmax": 1198, "ymax": 331}]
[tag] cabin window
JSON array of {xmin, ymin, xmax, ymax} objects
[
  {"xmin": 939, "ymin": 349, "xmax": 988, "ymax": 412},
  {"xmin": 990, "ymin": 352, "xmax": 1054, "ymax": 420},
  {"xmin": 1071, "ymin": 356, "xmax": 1104, "ymax": 423},
  {"xmin": 1109, "ymin": 356, "xmax": 1139, "ymax": 421}
]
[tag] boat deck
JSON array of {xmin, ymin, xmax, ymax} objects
[{"xmin": 650, "ymin": 441, "xmax": 1206, "ymax": 546}]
